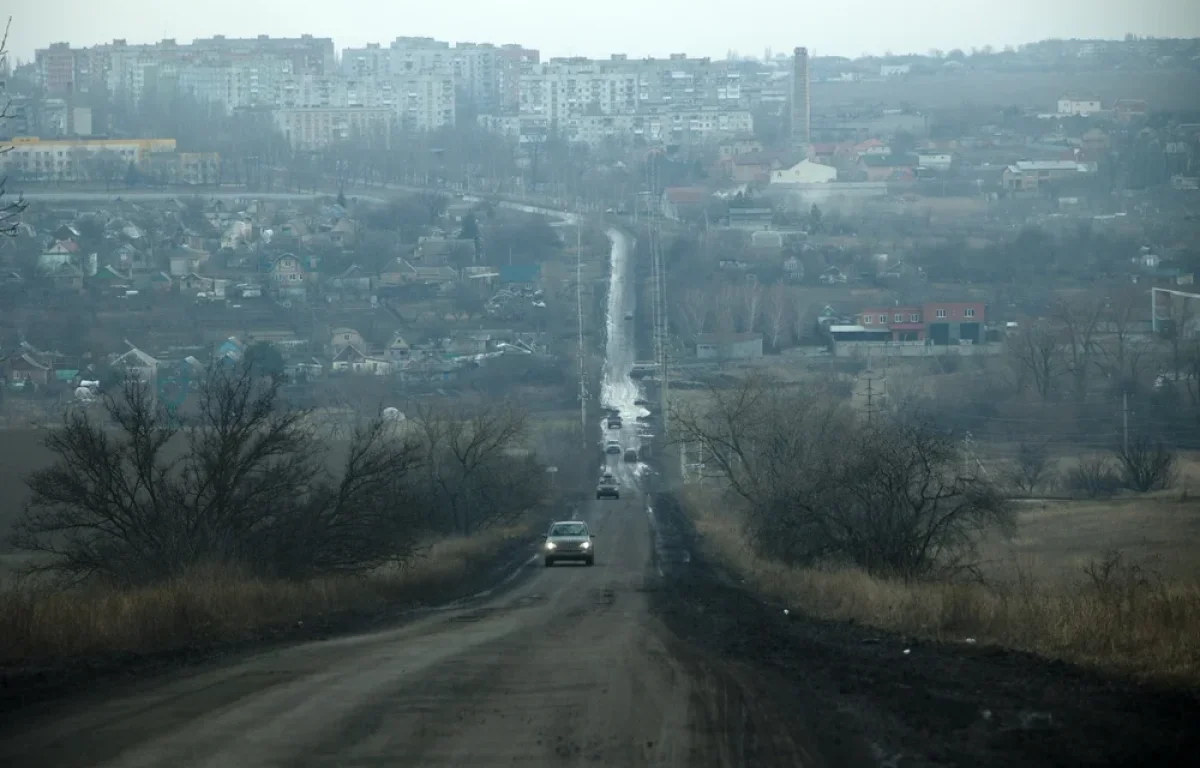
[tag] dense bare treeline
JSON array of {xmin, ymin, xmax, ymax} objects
[
  {"xmin": 673, "ymin": 374, "xmax": 1013, "ymax": 580},
  {"xmin": 13, "ymin": 364, "xmax": 550, "ymax": 587}
]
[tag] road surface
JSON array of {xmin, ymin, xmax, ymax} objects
[{"xmin": 0, "ymin": 227, "xmax": 827, "ymax": 767}]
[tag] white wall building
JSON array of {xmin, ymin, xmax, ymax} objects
[
  {"xmin": 916, "ymin": 152, "xmax": 954, "ymax": 171},
  {"xmin": 1057, "ymin": 96, "xmax": 1102, "ymax": 116},
  {"xmin": 770, "ymin": 158, "xmax": 838, "ymax": 185}
]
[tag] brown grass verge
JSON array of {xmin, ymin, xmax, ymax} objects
[
  {"xmin": 0, "ymin": 526, "xmax": 527, "ymax": 664},
  {"xmin": 681, "ymin": 488, "xmax": 1200, "ymax": 688}
]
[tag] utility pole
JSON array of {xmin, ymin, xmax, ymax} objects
[
  {"xmin": 1122, "ymin": 390, "xmax": 1129, "ymax": 455},
  {"xmin": 576, "ymin": 208, "xmax": 588, "ymax": 449},
  {"xmin": 860, "ymin": 365, "xmax": 884, "ymax": 425}
]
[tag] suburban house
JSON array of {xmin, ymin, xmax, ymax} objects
[
  {"xmin": 168, "ymin": 246, "xmax": 209, "ymax": 277},
  {"xmin": 330, "ymin": 344, "xmax": 392, "ymax": 375},
  {"xmin": 330, "ymin": 327, "xmax": 367, "ymax": 355},
  {"xmin": 730, "ymin": 151, "xmax": 798, "ymax": 184},
  {"xmin": 695, "ymin": 332, "xmax": 764, "ymax": 361},
  {"xmin": 3, "ymin": 350, "xmax": 52, "ymax": 386},
  {"xmin": 1113, "ymin": 99, "xmax": 1148, "ymax": 122},
  {"xmin": 385, "ymin": 333, "xmax": 411, "ymax": 363},
  {"xmin": 860, "ymin": 154, "xmax": 917, "ymax": 182},
  {"xmin": 110, "ymin": 345, "xmax": 159, "ymax": 383},
  {"xmin": 718, "ymin": 138, "xmax": 764, "ymax": 162},
  {"xmin": 269, "ymin": 253, "xmax": 308, "ymax": 299},
  {"xmin": 769, "ymin": 158, "xmax": 838, "ymax": 185},
  {"xmin": 1002, "ymin": 160, "xmax": 1089, "ymax": 192},
  {"xmin": 916, "ymin": 152, "xmax": 955, "ymax": 172},
  {"xmin": 726, "ymin": 207, "xmax": 775, "ymax": 230},
  {"xmin": 660, "ymin": 187, "xmax": 711, "ymax": 221}
]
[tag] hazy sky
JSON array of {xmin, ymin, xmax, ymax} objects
[{"xmin": 6, "ymin": 0, "xmax": 1200, "ymax": 62}]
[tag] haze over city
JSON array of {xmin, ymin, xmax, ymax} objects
[
  {"xmin": 6, "ymin": 0, "xmax": 1200, "ymax": 61},
  {"xmin": 2, "ymin": 3, "xmax": 1200, "ymax": 766}
]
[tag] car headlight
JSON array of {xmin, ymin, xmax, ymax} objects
[
  {"xmin": 580, "ymin": 541, "xmax": 591, "ymax": 550},
  {"xmin": 545, "ymin": 541, "xmax": 557, "ymax": 550}
]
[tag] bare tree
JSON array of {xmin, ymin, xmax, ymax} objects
[
  {"xmin": 1114, "ymin": 434, "xmax": 1177, "ymax": 492},
  {"xmin": 1002, "ymin": 440, "xmax": 1056, "ymax": 496},
  {"xmin": 1064, "ymin": 455, "xmax": 1122, "ymax": 499},
  {"xmin": 671, "ymin": 374, "xmax": 1012, "ymax": 579},
  {"xmin": 1160, "ymin": 291, "xmax": 1196, "ymax": 384},
  {"xmin": 740, "ymin": 281, "xmax": 762, "ymax": 335},
  {"xmin": 1097, "ymin": 284, "xmax": 1153, "ymax": 396},
  {"xmin": 14, "ymin": 365, "xmax": 427, "ymax": 585},
  {"xmin": 762, "ymin": 284, "xmax": 793, "ymax": 351},
  {"xmin": 0, "ymin": 17, "xmax": 27, "ymax": 236},
  {"xmin": 1055, "ymin": 294, "xmax": 1105, "ymax": 401},
  {"xmin": 410, "ymin": 400, "xmax": 546, "ymax": 535},
  {"xmin": 1009, "ymin": 322, "xmax": 1062, "ymax": 399},
  {"xmin": 676, "ymin": 287, "xmax": 710, "ymax": 342},
  {"xmin": 713, "ymin": 283, "xmax": 738, "ymax": 334}
]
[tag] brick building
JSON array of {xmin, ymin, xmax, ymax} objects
[{"xmin": 854, "ymin": 301, "xmax": 985, "ymax": 344}]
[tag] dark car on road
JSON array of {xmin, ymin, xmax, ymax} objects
[
  {"xmin": 543, "ymin": 520, "xmax": 595, "ymax": 567},
  {"xmin": 597, "ymin": 473, "xmax": 619, "ymax": 499},
  {"xmin": 623, "ymin": 448, "xmax": 638, "ymax": 463}
]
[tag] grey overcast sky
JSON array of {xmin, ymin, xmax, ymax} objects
[{"xmin": 6, "ymin": 0, "xmax": 1200, "ymax": 62}]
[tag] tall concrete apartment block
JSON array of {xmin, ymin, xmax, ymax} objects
[{"xmin": 790, "ymin": 46, "xmax": 811, "ymax": 151}]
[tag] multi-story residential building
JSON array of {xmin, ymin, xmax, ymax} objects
[
  {"xmin": 394, "ymin": 74, "xmax": 456, "ymax": 132},
  {"xmin": 273, "ymin": 107, "xmax": 395, "ymax": 150},
  {"xmin": 480, "ymin": 106, "xmax": 751, "ymax": 147},
  {"xmin": 496, "ymin": 44, "xmax": 540, "ymax": 113},
  {"xmin": 35, "ymin": 35, "xmax": 334, "ymax": 100},
  {"xmin": 340, "ymin": 43, "xmax": 395, "ymax": 79},
  {"xmin": 35, "ymin": 42, "xmax": 76, "ymax": 93},
  {"xmin": 343, "ymin": 37, "xmax": 519, "ymax": 115},
  {"xmin": 177, "ymin": 58, "xmax": 294, "ymax": 112},
  {"xmin": 518, "ymin": 61, "xmax": 641, "ymax": 122}
]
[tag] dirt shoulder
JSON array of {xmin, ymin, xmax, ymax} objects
[
  {"xmin": 0, "ymin": 510, "xmax": 562, "ymax": 718},
  {"xmin": 649, "ymin": 492, "xmax": 1200, "ymax": 768}
]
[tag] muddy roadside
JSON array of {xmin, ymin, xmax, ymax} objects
[
  {"xmin": 0, "ymin": 500, "xmax": 578, "ymax": 718},
  {"xmin": 648, "ymin": 492, "xmax": 1200, "ymax": 768}
]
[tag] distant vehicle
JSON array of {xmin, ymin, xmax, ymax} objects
[
  {"xmin": 624, "ymin": 311, "xmax": 634, "ymax": 321},
  {"xmin": 623, "ymin": 448, "xmax": 638, "ymax": 463},
  {"xmin": 543, "ymin": 520, "xmax": 595, "ymax": 567},
  {"xmin": 605, "ymin": 439, "xmax": 622, "ymax": 455},
  {"xmin": 607, "ymin": 416, "xmax": 622, "ymax": 429},
  {"xmin": 634, "ymin": 398, "xmax": 650, "ymax": 407},
  {"xmin": 597, "ymin": 474, "xmax": 619, "ymax": 499}
]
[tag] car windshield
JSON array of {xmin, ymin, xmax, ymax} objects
[{"xmin": 550, "ymin": 523, "xmax": 588, "ymax": 537}]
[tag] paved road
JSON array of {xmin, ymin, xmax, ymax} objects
[
  {"xmin": 16, "ymin": 191, "xmax": 390, "ymax": 204},
  {"xmin": 3, "ymin": 498, "xmax": 755, "ymax": 767},
  {"xmin": 0, "ymin": 225, "xmax": 823, "ymax": 768}
]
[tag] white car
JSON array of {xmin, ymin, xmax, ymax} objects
[{"xmin": 605, "ymin": 439, "xmax": 621, "ymax": 455}]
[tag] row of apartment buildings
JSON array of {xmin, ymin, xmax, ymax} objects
[{"xmin": 32, "ymin": 36, "xmax": 797, "ymax": 148}]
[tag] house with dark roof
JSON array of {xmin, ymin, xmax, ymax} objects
[{"xmin": 660, "ymin": 187, "xmax": 711, "ymax": 221}]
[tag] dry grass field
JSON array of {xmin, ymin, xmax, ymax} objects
[
  {"xmin": 0, "ymin": 526, "xmax": 528, "ymax": 663},
  {"xmin": 683, "ymin": 488, "xmax": 1200, "ymax": 686},
  {"xmin": 813, "ymin": 69, "xmax": 1200, "ymax": 111}
]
